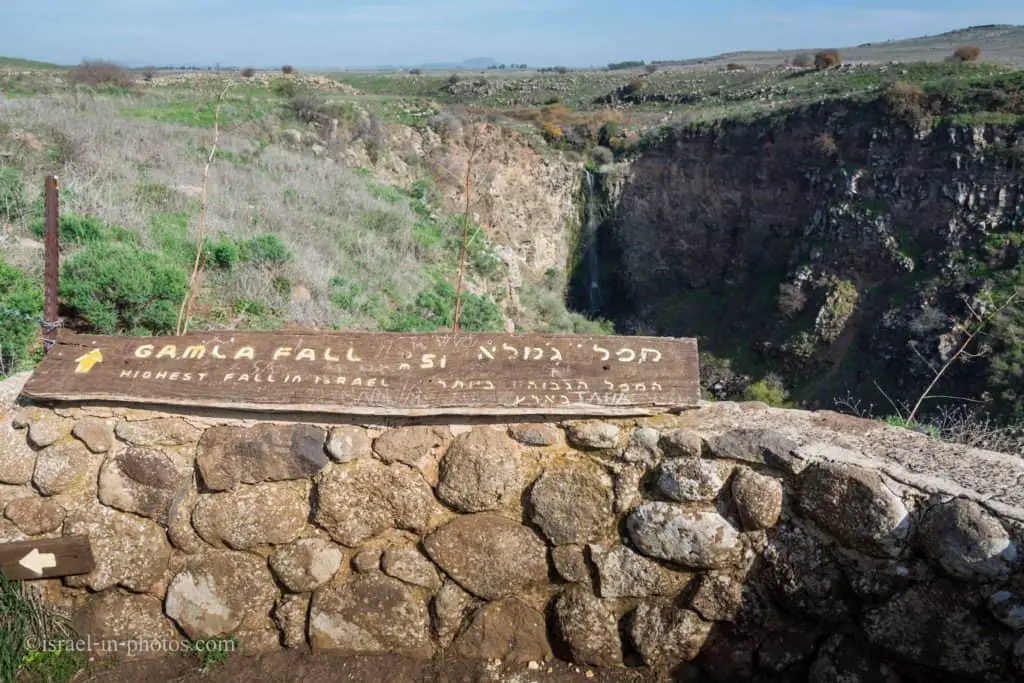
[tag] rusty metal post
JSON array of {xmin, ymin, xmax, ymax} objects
[{"xmin": 42, "ymin": 175, "xmax": 60, "ymax": 351}]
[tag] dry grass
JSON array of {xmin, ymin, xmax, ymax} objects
[{"xmin": 1, "ymin": 93, "xmax": 429, "ymax": 330}]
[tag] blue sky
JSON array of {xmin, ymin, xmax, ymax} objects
[{"xmin": 2, "ymin": 1, "xmax": 1023, "ymax": 68}]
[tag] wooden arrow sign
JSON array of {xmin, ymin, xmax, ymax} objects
[
  {"xmin": 0, "ymin": 536, "xmax": 94, "ymax": 581},
  {"xmin": 21, "ymin": 330, "xmax": 701, "ymax": 417}
]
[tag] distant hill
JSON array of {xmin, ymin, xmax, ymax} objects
[
  {"xmin": 660, "ymin": 24, "xmax": 1024, "ymax": 69},
  {"xmin": 0, "ymin": 56, "xmax": 64, "ymax": 69},
  {"xmin": 407, "ymin": 57, "xmax": 500, "ymax": 71}
]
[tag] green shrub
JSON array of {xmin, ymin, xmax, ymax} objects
[
  {"xmin": 0, "ymin": 167, "xmax": 27, "ymax": 222},
  {"xmin": 0, "ymin": 259, "xmax": 42, "ymax": 376},
  {"xmin": 885, "ymin": 81, "xmax": 927, "ymax": 126},
  {"xmin": 30, "ymin": 213, "xmax": 138, "ymax": 246},
  {"xmin": 206, "ymin": 236, "xmax": 240, "ymax": 270},
  {"xmin": 590, "ymin": 146, "xmax": 614, "ymax": 165},
  {"xmin": 148, "ymin": 212, "xmax": 195, "ymax": 265},
  {"xmin": 384, "ymin": 278, "xmax": 502, "ymax": 333},
  {"xmin": 60, "ymin": 242, "xmax": 189, "ymax": 335},
  {"xmin": 281, "ymin": 64, "xmax": 295, "ymax": 75},
  {"xmin": 743, "ymin": 376, "xmax": 792, "ymax": 407},
  {"xmin": 240, "ymin": 233, "xmax": 292, "ymax": 265}
]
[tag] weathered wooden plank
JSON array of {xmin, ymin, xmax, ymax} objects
[
  {"xmin": 20, "ymin": 330, "xmax": 700, "ymax": 417},
  {"xmin": 0, "ymin": 536, "xmax": 94, "ymax": 581}
]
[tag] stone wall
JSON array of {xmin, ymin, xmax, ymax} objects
[{"xmin": 3, "ymin": 372, "xmax": 1024, "ymax": 681}]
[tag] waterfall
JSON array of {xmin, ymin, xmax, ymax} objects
[{"xmin": 583, "ymin": 170, "xmax": 601, "ymax": 316}]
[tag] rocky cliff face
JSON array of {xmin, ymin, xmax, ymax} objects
[{"xmin": 585, "ymin": 101, "xmax": 1024, "ymax": 416}]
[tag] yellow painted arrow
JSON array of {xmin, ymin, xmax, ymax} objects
[{"xmin": 74, "ymin": 350, "xmax": 103, "ymax": 374}]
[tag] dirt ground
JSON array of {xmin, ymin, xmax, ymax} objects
[{"xmin": 73, "ymin": 651, "xmax": 671, "ymax": 683}]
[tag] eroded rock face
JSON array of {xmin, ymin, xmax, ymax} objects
[
  {"xmin": 565, "ymin": 422, "xmax": 621, "ymax": 450},
  {"xmin": 4, "ymin": 497, "xmax": 64, "ymax": 535},
  {"xmin": 589, "ymin": 544, "xmax": 689, "ymax": 598},
  {"xmin": 325, "ymin": 426, "xmax": 371, "ymax": 464},
  {"xmin": 432, "ymin": 579, "xmax": 478, "ymax": 648},
  {"xmin": 659, "ymin": 429, "xmax": 702, "ymax": 459},
  {"xmin": 798, "ymin": 463, "xmax": 910, "ymax": 559},
  {"xmin": 422, "ymin": 514, "xmax": 548, "ymax": 600},
  {"xmin": 98, "ymin": 448, "xmax": 189, "ymax": 524},
  {"xmin": 73, "ymin": 590, "xmax": 179, "ymax": 655},
  {"xmin": 529, "ymin": 463, "xmax": 614, "ymax": 545},
  {"xmin": 689, "ymin": 572, "xmax": 746, "ymax": 622},
  {"xmin": 165, "ymin": 551, "xmax": 277, "ymax": 639},
  {"xmin": 626, "ymin": 503, "xmax": 743, "ymax": 569},
  {"xmin": 731, "ymin": 468, "xmax": 783, "ymax": 530},
  {"xmin": 630, "ymin": 602, "xmax": 711, "ymax": 668},
  {"xmin": 553, "ymin": 586, "xmax": 623, "ymax": 667},
  {"xmin": 808, "ymin": 634, "xmax": 901, "ymax": 683},
  {"xmin": 114, "ymin": 418, "xmax": 199, "ymax": 447},
  {"xmin": 269, "ymin": 537, "xmax": 345, "ymax": 592},
  {"xmin": 373, "ymin": 426, "xmax": 446, "ymax": 469},
  {"xmin": 507, "ymin": 424, "xmax": 558, "ymax": 447},
  {"xmin": 381, "ymin": 547, "xmax": 442, "ymax": 590},
  {"xmin": 919, "ymin": 497, "xmax": 1018, "ymax": 581},
  {"xmin": 72, "ymin": 418, "xmax": 114, "ymax": 454},
  {"xmin": 622, "ymin": 427, "xmax": 662, "ymax": 465},
  {"xmin": 63, "ymin": 503, "xmax": 172, "ymax": 593},
  {"xmin": 552, "ymin": 545, "xmax": 590, "ymax": 584},
  {"xmin": 308, "ymin": 573, "xmax": 432, "ymax": 655},
  {"xmin": 33, "ymin": 440, "xmax": 103, "ymax": 496},
  {"xmin": 0, "ymin": 417, "xmax": 37, "ymax": 485},
  {"xmin": 435, "ymin": 428, "xmax": 528, "ymax": 513},
  {"xmin": 192, "ymin": 481, "xmax": 309, "ymax": 550},
  {"xmin": 452, "ymin": 599, "xmax": 551, "ymax": 663},
  {"xmin": 315, "ymin": 459, "xmax": 438, "ymax": 547},
  {"xmin": 274, "ymin": 594, "xmax": 310, "ymax": 649},
  {"xmin": 196, "ymin": 424, "xmax": 328, "ymax": 492},
  {"xmin": 863, "ymin": 582, "xmax": 1010, "ymax": 677},
  {"xmin": 762, "ymin": 525, "xmax": 852, "ymax": 624},
  {"xmin": 704, "ymin": 428, "xmax": 802, "ymax": 472},
  {"xmin": 655, "ymin": 457, "xmax": 727, "ymax": 502},
  {"xmin": 27, "ymin": 414, "xmax": 71, "ymax": 448}
]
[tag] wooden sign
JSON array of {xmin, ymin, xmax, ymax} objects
[
  {"xmin": 0, "ymin": 536, "xmax": 94, "ymax": 581},
  {"xmin": 20, "ymin": 331, "xmax": 700, "ymax": 417}
]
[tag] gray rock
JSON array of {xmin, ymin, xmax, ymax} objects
[
  {"xmin": 315, "ymin": 459, "xmax": 438, "ymax": 547},
  {"xmin": 565, "ymin": 422, "xmax": 621, "ymax": 450},
  {"xmin": 27, "ymin": 414, "xmax": 70, "ymax": 448},
  {"xmin": 689, "ymin": 572, "xmax": 745, "ymax": 622},
  {"xmin": 98, "ymin": 448, "xmax": 189, "ymax": 524},
  {"xmin": 422, "ymin": 514, "xmax": 548, "ymax": 600},
  {"xmin": 270, "ymin": 537, "xmax": 346, "ymax": 592},
  {"xmin": 920, "ymin": 497, "xmax": 1018, "ymax": 581},
  {"xmin": 762, "ymin": 525, "xmax": 851, "ymax": 624},
  {"xmin": 167, "ymin": 483, "xmax": 205, "ymax": 554},
  {"xmin": 552, "ymin": 545, "xmax": 590, "ymax": 584},
  {"xmin": 626, "ymin": 502, "xmax": 743, "ymax": 569},
  {"xmin": 114, "ymin": 418, "xmax": 199, "ymax": 447},
  {"xmin": 808, "ymin": 634, "xmax": 901, "ymax": 683},
  {"xmin": 165, "ymin": 551, "xmax": 277, "ymax": 639},
  {"xmin": 352, "ymin": 549, "xmax": 382, "ymax": 573},
  {"xmin": 704, "ymin": 428, "xmax": 802, "ymax": 472},
  {"xmin": 507, "ymin": 424, "xmax": 558, "ymax": 447},
  {"xmin": 589, "ymin": 544, "xmax": 690, "ymax": 598},
  {"xmin": 799, "ymin": 463, "xmax": 910, "ymax": 559},
  {"xmin": 73, "ymin": 590, "xmax": 180, "ymax": 654},
  {"xmin": 863, "ymin": 582, "xmax": 1008, "ymax": 676},
  {"xmin": 197, "ymin": 424, "xmax": 328, "ymax": 492},
  {"xmin": 72, "ymin": 418, "xmax": 114, "ymax": 453},
  {"xmin": 63, "ymin": 503, "xmax": 172, "ymax": 593},
  {"xmin": 553, "ymin": 586, "xmax": 623, "ymax": 667},
  {"xmin": 630, "ymin": 603, "xmax": 711, "ymax": 668},
  {"xmin": 758, "ymin": 625, "xmax": 822, "ymax": 672},
  {"xmin": 731, "ymin": 468, "xmax": 783, "ymax": 530},
  {"xmin": 4, "ymin": 497, "xmax": 64, "ymax": 535},
  {"xmin": 655, "ymin": 457, "xmax": 726, "ymax": 502},
  {"xmin": 610, "ymin": 463, "xmax": 644, "ymax": 514},
  {"xmin": 193, "ymin": 481, "xmax": 309, "ymax": 550},
  {"xmin": 373, "ymin": 426, "xmax": 446, "ymax": 467},
  {"xmin": 382, "ymin": 547, "xmax": 442, "ymax": 590},
  {"xmin": 0, "ymin": 417, "xmax": 37, "ymax": 485},
  {"xmin": 529, "ymin": 463, "xmax": 614, "ymax": 545},
  {"xmin": 989, "ymin": 591, "xmax": 1024, "ymax": 630},
  {"xmin": 452, "ymin": 599, "xmax": 551, "ymax": 663},
  {"xmin": 432, "ymin": 579, "xmax": 478, "ymax": 647},
  {"xmin": 274, "ymin": 594, "xmax": 310, "ymax": 648},
  {"xmin": 622, "ymin": 427, "xmax": 662, "ymax": 465},
  {"xmin": 436, "ymin": 428, "xmax": 528, "ymax": 513},
  {"xmin": 659, "ymin": 429, "xmax": 702, "ymax": 459},
  {"xmin": 33, "ymin": 440, "xmax": 103, "ymax": 496},
  {"xmin": 325, "ymin": 426, "xmax": 371, "ymax": 463},
  {"xmin": 309, "ymin": 573, "xmax": 432, "ymax": 655}
]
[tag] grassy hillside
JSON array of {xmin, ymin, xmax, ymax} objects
[{"xmin": 0, "ymin": 56, "xmax": 63, "ymax": 69}]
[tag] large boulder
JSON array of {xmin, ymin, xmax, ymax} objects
[
  {"xmin": 325, "ymin": 426, "xmax": 372, "ymax": 463},
  {"xmin": 798, "ymin": 463, "xmax": 910, "ymax": 558},
  {"xmin": 381, "ymin": 547, "xmax": 442, "ymax": 590},
  {"xmin": 565, "ymin": 422, "xmax": 621, "ymax": 450},
  {"xmin": 315, "ymin": 459, "xmax": 439, "ymax": 547},
  {"xmin": 655, "ymin": 457, "xmax": 727, "ymax": 503},
  {"xmin": 451, "ymin": 599, "xmax": 552, "ymax": 663},
  {"xmin": 71, "ymin": 418, "xmax": 115, "ymax": 454},
  {"xmin": 165, "ymin": 550, "xmax": 278, "ymax": 639},
  {"xmin": 731, "ymin": 468, "xmax": 783, "ymax": 530},
  {"xmin": 114, "ymin": 417, "xmax": 199, "ymax": 447},
  {"xmin": 528, "ymin": 463, "xmax": 614, "ymax": 545},
  {"xmin": 73, "ymin": 590, "xmax": 180, "ymax": 656},
  {"xmin": 435, "ymin": 428, "xmax": 529, "ymax": 513},
  {"xmin": 196, "ymin": 424, "xmax": 328, "ymax": 492},
  {"xmin": 308, "ymin": 573, "xmax": 432, "ymax": 656},
  {"xmin": 373, "ymin": 426, "xmax": 447, "ymax": 469},
  {"xmin": 704, "ymin": 428, "xmax": 802, "ymax": 472},
  {"xmin": 919, "ymin": 497, "xmax": 1018, "ymax": 581},
  {"xmin": 97, "ymin": 448, "xmax": 189, "ymax": 524},
  {"xmin": 269, "ymin": 537, "xmax": 346, "ymax": 592},
  {"xmin": 626, "ymin": 503, "xmax": 743, "ymax": 569},
  {"xmin": 432, "ymin": 579, "xmax": 479, "ymax": 648},
  {"xmin": 422, "ymin": 514, "xmax": 548, "ymax": 600},
  {"xmin": 32, "ymin": 440, "xmax": 103, "ymax": 496},
  {"xmin": 0, "ymin": 415, "xmax": 36, "ymax": 485},
  {"xmin": 4, "ymin": 497, "xmax": 64, "ymax": 535},
  {"xmin": 762, "ymin": 525, "xmax": 852, "ymax": 624},
  {"xmin": 629, "ymin": 602, "xmax": 712, "ymax": 668},
  {"xmin": 553, "ymin": 586, "xmax": 623, "ymax": 667},
  {"xmin": 192, "ymin": 481, "xmax": 309, "ymax": 550},
  {"xmin": 589, "ymin": 544, "xmax": 690, "ymax": 598}
]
